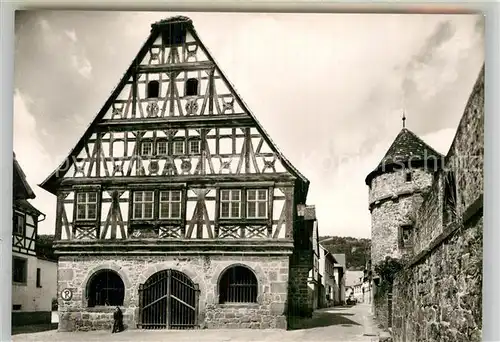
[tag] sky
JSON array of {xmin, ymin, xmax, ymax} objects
[{"xmin": 13, "ymin": 11, "xmax": 484, "ymax": 238}]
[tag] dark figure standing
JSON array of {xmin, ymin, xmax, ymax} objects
[{"xmin": 112, "ymin": 306, "xmax": 124, "ymax": 333}]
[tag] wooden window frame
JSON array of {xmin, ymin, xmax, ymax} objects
[
  {"xmin": 217, "ymin": 187, "xmax": 271, "ymax": 222},
  {"xmin": 132, "ymin": 190, "xmax": 155, "ymax": 220},
  {"xmin": 156, "ymin": 140, "xmax": 168, "ymax": 156},
  {"xmin": 246, "ymin": 189, "xmax": 269, "ymax": 219},
  {"xmin": 75, "ymin": 192, "xmax": 98, "ymax": 222},
  {"xmin": 13, "ymin": 212, "xmax": 25, "ymax": 236},
  {"xmin": 128, "ymin": 184, "xmax": 186, "ymax": 225},
  {"xmin": 140, "ymin": 140, "xmax": 153, "ymax": 157},
  {"xmin": 159, "ymin": 190, "xmax": 182, "ymax": 219},
  {"xmin": 173, "ymin": 140, "xmax": 185, "ymax": 155},
  {"xmin": 188, "ymin": 139, "xmax": 201, "ymax": 155},
  {"xmin": 12, "ymin": 256, "xmax": 27, "ymax": 284},
  {"xmin": 220, "ymin": 189, "xmax": 242, "ymax": 219}
]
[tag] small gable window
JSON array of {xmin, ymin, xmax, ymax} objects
[
  {"xmin": 185, "ymin": 78, "xmax": 198, "ymax": 96},
  {"xmin": 141, "ymin": 141, "xmax": 153, "ymax": 156},
  {"xmin": 188, "ymin": 140, "xmax": 201, "ymax": 155},
  {"xmin": 147, "ymin": 81, "xmax": 160, "ymax": 98},
  {"xmin": 161, "ymin": 25, "xmax": 187, "ymax": 46},
  {"xmin": 173, "ymin": 141, "xmax": 185, "ymax": 155},
  {"xmin": 156, "ymin": 140, "xmax": 168, "ymax": 155},
  {"xmin": 405, "ymin": 171, "xmax": 412, "ymax": 182}
]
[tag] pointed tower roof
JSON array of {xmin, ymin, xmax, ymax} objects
[{"xmin": 365, "ymin": 128, "xmax": 443, "ymax": 185}]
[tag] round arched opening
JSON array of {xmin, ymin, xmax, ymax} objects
[
  {"xmin": 218, "ymin": 265, "xmax": 258, "ymax": 304},
  {"xmin": 86, "ymin": 269, "xmax": 125, "ymax": 307},
  {"xmin": 140, "ymin": 269, "xmax": 198, "ymax": 329}
]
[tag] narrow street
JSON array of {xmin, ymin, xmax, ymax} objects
[{"xmin": 13, "ymin": 303, "xmax": 381, "ymax": 342}]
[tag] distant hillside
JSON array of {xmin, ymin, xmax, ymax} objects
[{"xmin": 319, "ymin": 236, "xmax": 371, "ymax": 270}]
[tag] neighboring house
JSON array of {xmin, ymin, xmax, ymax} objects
[
  {"xmin": 318, "ymin": 244, "xmax": 336, "ymax": 308},
  {"xmin": 12, "ymin": 153, "xmax": 58, "ymax": 326},
  {"xmin": 40, "ymin": 16, "xmax": 313, "ymax": 331},
  {"xmin": 345, "ymin": 270, "xmax": 364, "ymax": 302},
  {"xmin": 307, "ymin": 207, "xmax": 320, "ymax": 311},
  {"xmin": 332, "ymin": 254, "xmax": 346, "ymax": 305}
]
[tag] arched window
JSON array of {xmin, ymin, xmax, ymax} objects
[
  {"xmin": 185, "ymin": 78, "xmax": 198, "ymax": 96},
  {"xmin": 86, "ymin": 270, "xmax": 125, "ymax": 307},
  {"xmin": 147, "ymin": 81, "xmax": 160, "ymax": 98},
  {"xmin": 218, "ymin": 266, "xmax": 258, "ymax": 304}
]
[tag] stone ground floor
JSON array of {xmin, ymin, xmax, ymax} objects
[{"xmin": 13, "ymin": 303, "xmax": 383, "ymax": 341}]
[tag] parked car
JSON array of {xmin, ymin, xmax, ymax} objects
[{"xmin": 346, "ymin": 295, "xmax": 357, "ymax": 305}]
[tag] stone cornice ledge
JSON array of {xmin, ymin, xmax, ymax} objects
[
  {"xmin": 53, "ymin": 238, "xmax": 295, "ymax": 256},
  {"xmin": 369, "ymin": 189, "xmax": 423, "ymax": 211},
  {"xmin": 408, "ymin": 194, "xmax": 483, "ymax": 267}
]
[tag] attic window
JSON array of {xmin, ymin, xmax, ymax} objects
[
  {"xmin": 185, "ymin": 78, "xmax": 198, "ymax": 96},
  {"xmin": 147, "ymin": 81, "xmax": 160, "ymax": 98},
  {"xmin": 161, "ymin": 25, "xmax": 187, "ymax": 46}
]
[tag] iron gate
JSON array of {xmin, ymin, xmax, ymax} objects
[{"xmin": 138, "ymin": 269, "xmax": 199, "ymax": 329}]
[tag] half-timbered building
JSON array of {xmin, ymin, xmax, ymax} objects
[
  {"xmin": 40, "ymin": 16, "xmax": 313, "ymax": 331},
  {"xmin": 12, "ymin": 153, "xmax": 58, "ymax": 326}
]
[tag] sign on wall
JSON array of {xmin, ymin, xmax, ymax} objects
[{"xmin": 61, "ymin": 288, "xmax": 73, "ymax": 301}]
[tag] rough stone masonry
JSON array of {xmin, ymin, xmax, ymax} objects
[
  {"xmin": 391, "ymin": 64, "xmax": 484, "ymax": 342},
  {"xmin": 57, "ymin": 255, "xmax": 289, "ymax": 331}
]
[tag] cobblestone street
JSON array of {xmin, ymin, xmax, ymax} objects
[{"xmin": 13, "ymin": 304, "xmax": 381, "ymax": 342}]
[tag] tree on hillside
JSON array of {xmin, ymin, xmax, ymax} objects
[{"xmin": 319, "ymin": 236, "xmax": 371, "ymax": 270}]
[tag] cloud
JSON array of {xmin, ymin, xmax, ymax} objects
[
  {"xmin": 14, "ymin": 12, "xmax": 483, "ymax": 239},
  {"xmin": 64, "ymin": 29, "xmax": 77, "ymax": 42},
  {"xmin": 71, "ymin": 54, "xmax": 92, "ymax": 78},
  {"xmin": 13, "ymin": 89, "xmax": 57, "ymax": 235},
  {"xmin": 37, "ymin": 17, "xmax": 93, "ymax": 80}
]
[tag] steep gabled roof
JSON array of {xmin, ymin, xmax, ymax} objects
[
  {"xmin": 13, "ymin": 152, "xmax": 35, "ymax": 200},
  {"xmin": 39, "ymin": 16, "xmax": 309, "ymax": 195},
  {"xmin": 365, "ymin": 128, "xmax": 443, "ymax": 185},
  {"xmin": 332, "ymin": 253, "xmax": 346, "ymax": 269},
  {"xmin": 15, "ymin": 199, "xmax": 44, "ymax": 217}
]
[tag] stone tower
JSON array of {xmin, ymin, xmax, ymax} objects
[{"xmin": 365, "ymin": 127, "xmax": 442, "ymax": 266}]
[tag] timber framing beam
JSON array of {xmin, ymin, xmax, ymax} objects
[
  {"xmin": 137, "ymin": 61, "xmax": 214, "ymax": 74},
  {"xmin": 54, "ymin": 239, "xmax": 294, "ymax": 255},
  {"xmin": 97, "ymin": 115, "xmax": 254, "ymax": 131},
  {"xmin": 58, "ymin": 174, "xmax": 296, "ymax": 188}
]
